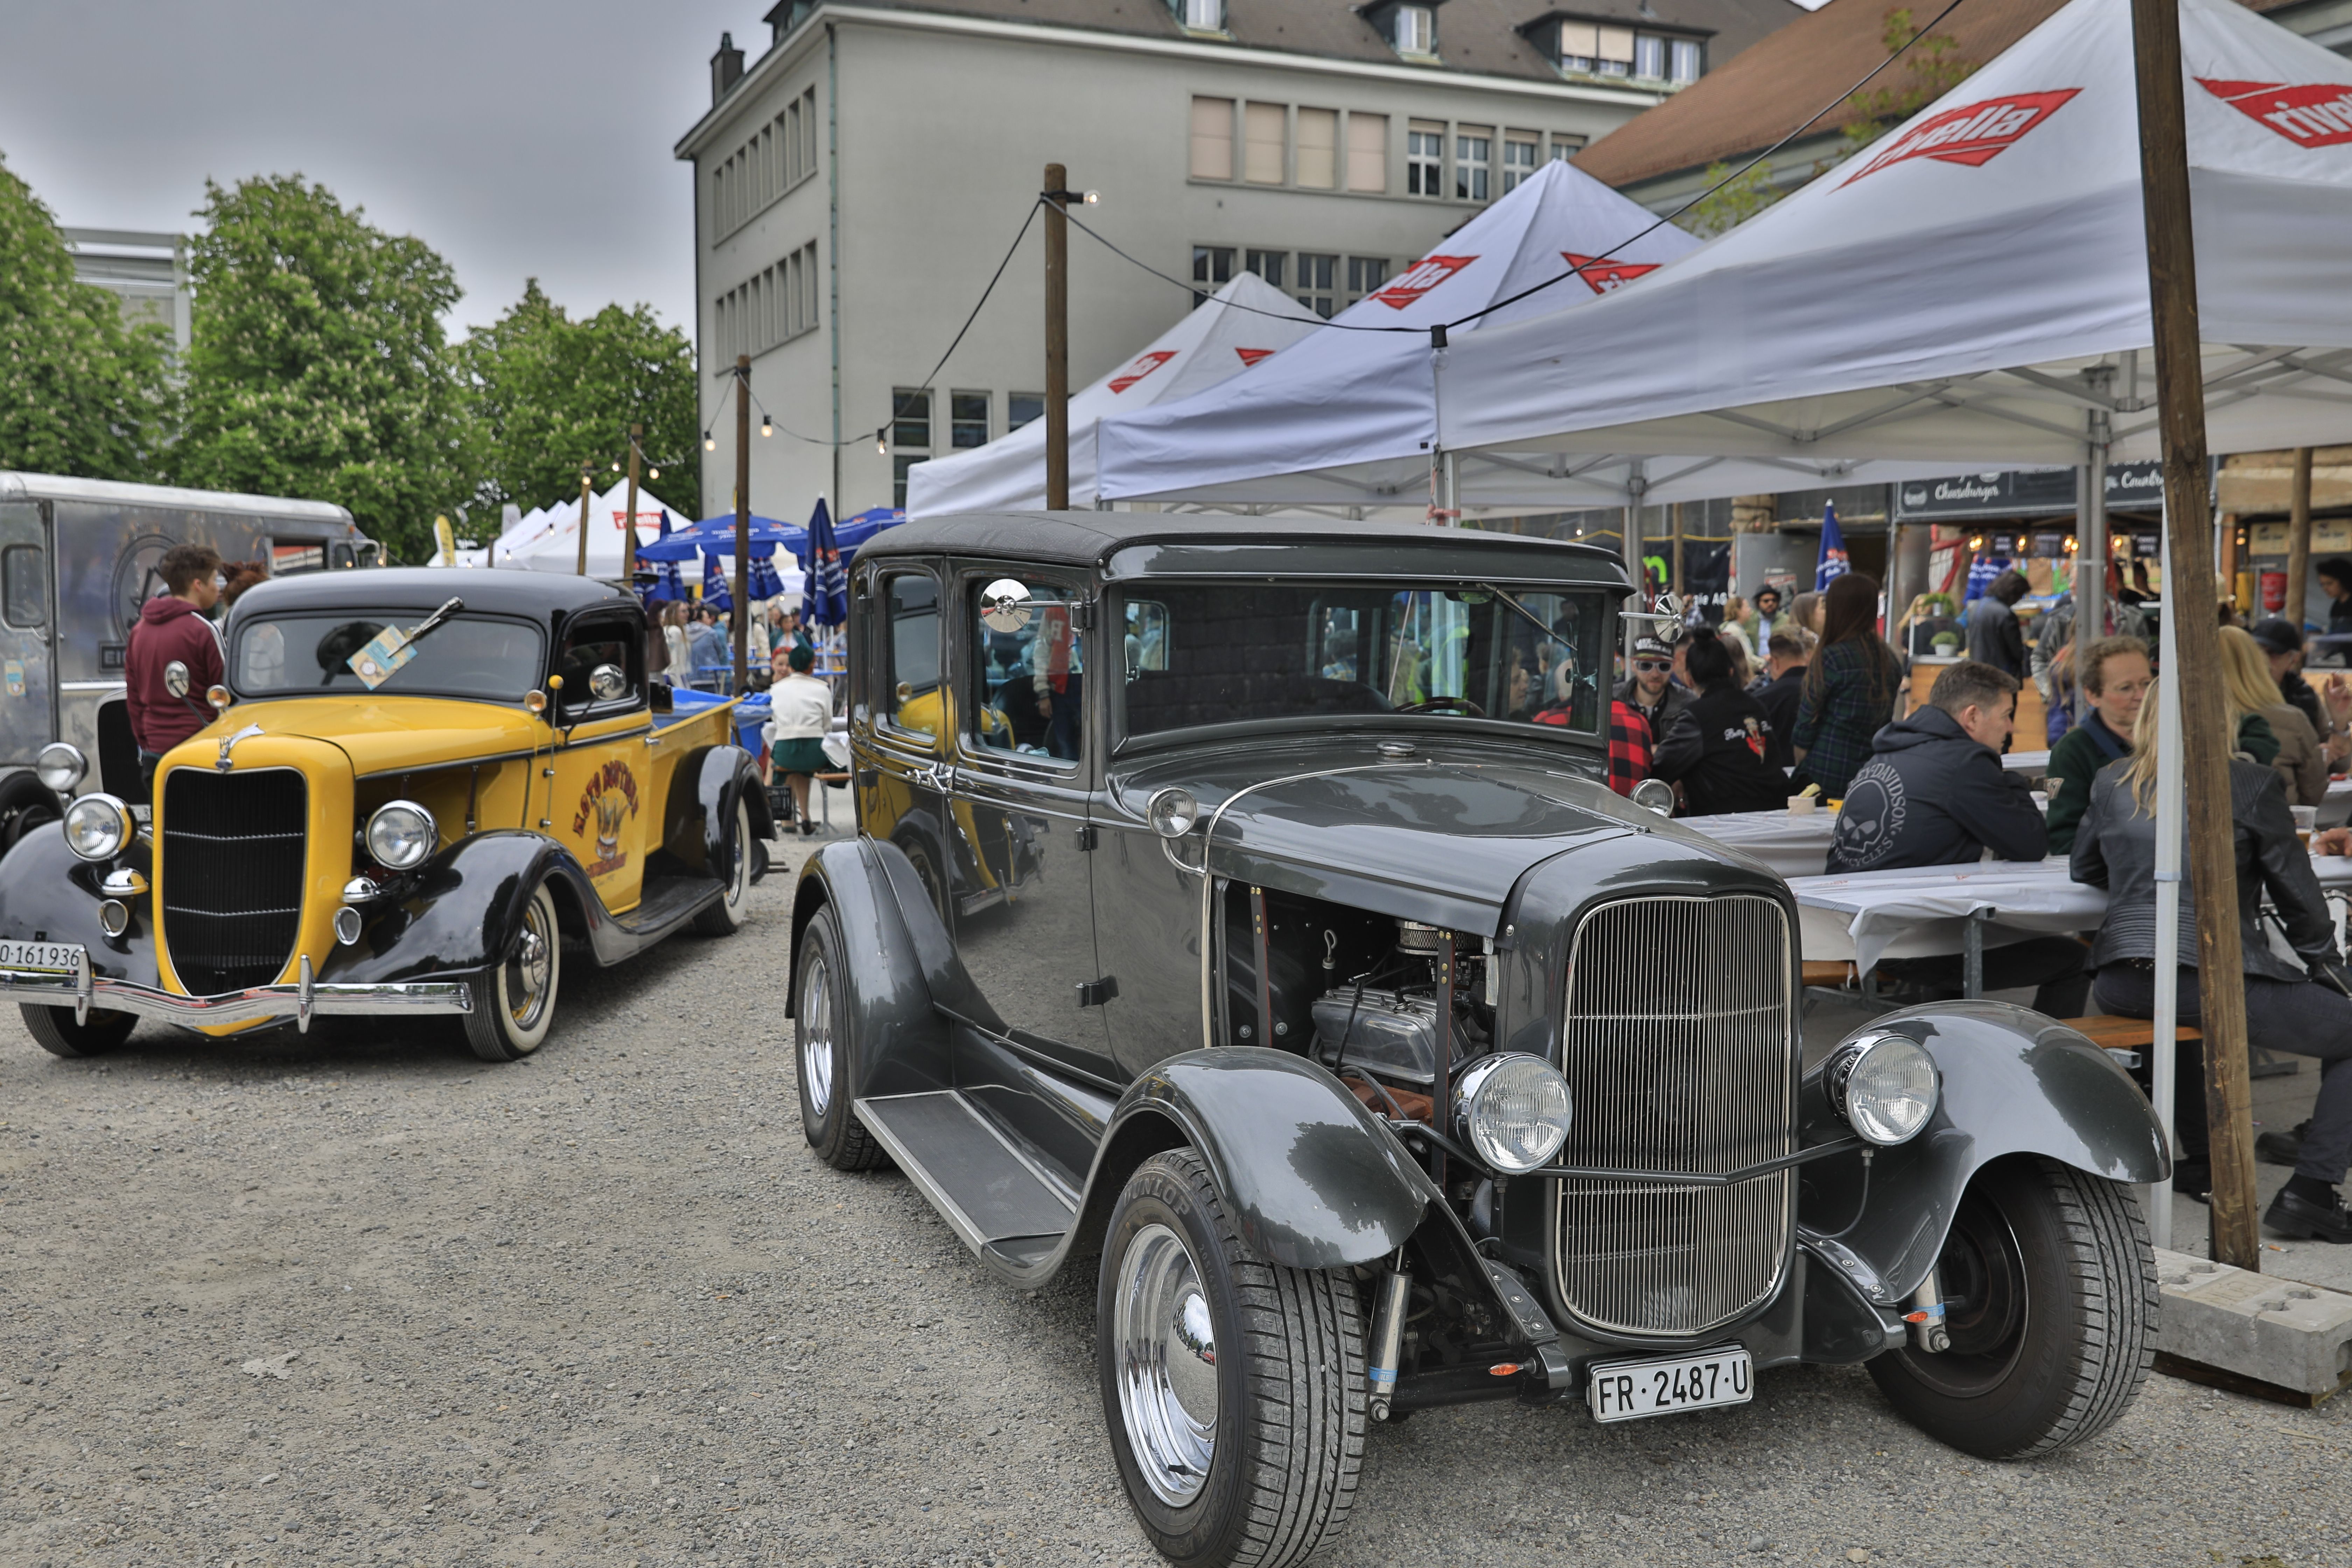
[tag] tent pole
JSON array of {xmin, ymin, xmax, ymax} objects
[
  {"xmin": 576, "ymin": 464, "xmax": 593, "ymax": 577},
  {"xmin": 1440, "ymin": 450, "xmax": 1460, "ymax": 527},
  {"xmin": 2075, "ymin": 391, "xmax": 2112, "ymax": 720},
  {"xmin": 624, "ymin": 422, "xmax": 643, "ymax": 592},
  {"xmin": 2150, "ymin": 523, "xmax": 2182, "ymax": 1252},
  {"xmin": 1043, "ymin": 163, "xmax": 1071, "ymax": 512},
  {"xmin": 735, "ymin": 354, "xmax": 752, "ymax": 694},
  {"xmin": 1622, "ymin": 465, "xmax": 1648, "ymax": 676},
  {"xmin": 2133, "ymin": 0, "xmax": 2259, "ymax": 1269},
  {"xmin": 2286, "ymin": 447, "xmax": 2315, "ymax": 630}
]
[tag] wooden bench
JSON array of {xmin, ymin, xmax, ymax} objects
[
  {"xmin": 1802, "ymin": 960, "xmax": 1859, "ymax": 989},
  {"xmin": 2059, "ymin": 1014, "xmax": 2200, "ymax": 1072}
]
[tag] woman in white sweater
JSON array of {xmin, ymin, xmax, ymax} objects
[{"xmin": 765, "ymin": 643, "xmax": 835, "ymax": 834}]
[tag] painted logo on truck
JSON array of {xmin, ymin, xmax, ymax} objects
[
  {"xmin": 2198, "ymin": 78, "xmax": 2352, "ymax": 148},
  {"xmin": 1840, "ymin": 90, "xmax": 2081, "ymax": 184},
  {"xmin": 572, "ymin": 759, "xmax": 641, "ymax": 877}
]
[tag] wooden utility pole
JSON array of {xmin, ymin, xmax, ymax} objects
[
  {"xmin": 734, "ymin": 354, "xmax": 752, "ymax": 695},
  {"xmin": 1043, "ymin": 162, "xmax": 1070, "ymax": 511},
  {"xmin": 2133, "ymin": 0, "xmax": 2259, "ymax": 1269},
  {"xmin": 622, "ymin": 421, "xmax": 644, "ymax": 589},
  {"xmin": 575, "ymin": 464, "xmax": 594, "ymax": 575},
  {"xmin": 2286, "ymin": 447, "xmax": 2316, "ymax": 629}
]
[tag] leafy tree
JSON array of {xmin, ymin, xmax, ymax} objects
[
  {"xmin": 1841, "ymin": 8, "xmax": 1977, "ymax": 155},
  {"xmin": 458, "ymin": 280, "xmax": 700, "ymax": 524},
  {"xmin": 0, "ymin": 153, "xmax": 174, "ymax": 479},
  {"xmin": 172, "ymin": 174, "xmax": 469, "ymax": 562},
  {"xmin": 1683, "ymin": 161, "xmax": 1782, "ymax": 239}
]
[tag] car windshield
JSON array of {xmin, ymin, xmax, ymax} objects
[
  {"xmin": 1121, "ymin": 583, "xmax": 1611, "ymax": 739},
  {"xmin": 231, "ymin": 612, "xmax": 546, "ymax": 701}
]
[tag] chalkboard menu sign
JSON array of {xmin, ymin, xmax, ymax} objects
[{"xmin": 1894, "ymin": 462, "xmax": 2165, "ymax": 521}]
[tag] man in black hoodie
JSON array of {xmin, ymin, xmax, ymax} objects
[{"xmin": 1827, "ymin": 659, "xmax": 2088, "ymax": 1013}]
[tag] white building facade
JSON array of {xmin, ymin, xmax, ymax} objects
[{"xmin": 675, "ymin": 0, "xmax": 1799, "ymax": 519}]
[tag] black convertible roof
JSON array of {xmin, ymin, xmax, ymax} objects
[
  {"xmin": 861, "ymin": 511, "xmax": 1627, "ymax": 582},
  {"xmin": 229, "ymin": 567, "xmax": 639, "ymax": 623}
]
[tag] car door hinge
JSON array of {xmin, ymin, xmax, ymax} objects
[
  {"xmin": 1074, "ymin": 824, "xmax": 1098, "ymax": 851},
  {"xmin": 855, "ymin": 768, "xmax": 878, "ymax": 790},
  {"xmin": 1075, "ymin": 976, "xmax": 1118, "ymax": 1008},
  {"xmin": 1070, "ymin": 600, "xmax": 1097, "ymax": 631}
]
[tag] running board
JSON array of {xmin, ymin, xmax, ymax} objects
[{"xmin": 852, "ymin": 1091, "xmax": 1076, "ymax": 1255}]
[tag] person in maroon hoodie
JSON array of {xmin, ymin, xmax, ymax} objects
[{"xmin": 124, "ymin": 543, "xmax": 225, "ymax": 793}]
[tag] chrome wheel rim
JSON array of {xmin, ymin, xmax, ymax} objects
[
  {"xmin": 800, "ymin": 947, "xmax": 834, "ymax": 1118},
  {"xmin": 1114, "ymin": 1222, "xmax": 1218, "ymax": 1506},
  {"xmin": 504, "ymin": 898, "xmax": 553, "ymax": 1030}
]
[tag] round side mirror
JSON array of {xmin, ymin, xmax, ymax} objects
[
  {"xmin": 588, "ymin": 663, "xmax": 628, "ymax": 701},
  {"xmin": 979, "ymin": 579, "xmax": 1034, "ymax": 635},
  {"xmin": 163, "ymin": 660, "xmax": 191, "ymax": 700},
  {"xmin": 1630, "ymin": 778, "xmax": 1676, "ymax": 817}
]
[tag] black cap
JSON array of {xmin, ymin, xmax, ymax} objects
[
  {"xmin": 1632, "ymin": 635, "xmax": 1675, "ymax": 659},
  {"xmin": 2250, "ymin": 618, "xmax": 2305, "ymax": 655}
]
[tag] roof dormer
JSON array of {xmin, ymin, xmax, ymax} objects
[{"xmin": 1360, "ymin": 0, "xmax": 1444, "ymax": 63}]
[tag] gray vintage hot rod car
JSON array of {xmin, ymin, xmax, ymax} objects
[{"xmin": 787, "ymin": 514, "xmax": 2166, "ymax": 1567}]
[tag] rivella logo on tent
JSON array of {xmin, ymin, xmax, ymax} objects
[
  {"xmin": 1108, "ymin": 350, "xmax": 1178, "ymax": 393},
  {"xmin": 1233, "ymin": 347, "xmax": 1275, "ymax": 367},
  {"xmin": 1562, "ymin": 253, "xmax": 1662, "ymax": 294},
  {"xmin": 1840, "ymin": 89, "xmax": 2081, "ymax": 184},
  {"xmin": 2198, "ymin": 78, "xmax": 2352, "ymax": 149},
  {"xmin": 1371, "ymin": 255, "xmax": 1476, "ymax": 309}
]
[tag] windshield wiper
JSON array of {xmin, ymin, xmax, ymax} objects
[{"xmin": 346, "ymin": 596, "xmax": 464, "ymax": 689}]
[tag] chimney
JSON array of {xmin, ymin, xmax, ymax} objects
[{"xmin": 710, "ymin": 32, "xmax": 746, "ymax": 105}]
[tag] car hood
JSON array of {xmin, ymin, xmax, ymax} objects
[
  {"xmin": 209, "ymin": 696, "xmax": 546, "ymax": 777},
  {"xmin": 1113, "ymin": 745, "xmax": 1758, "ymax": 937}
]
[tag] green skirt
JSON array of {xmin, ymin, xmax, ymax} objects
[{"xmin": 771, "ymin": 736, "xmax": 832, "ymax": 776}]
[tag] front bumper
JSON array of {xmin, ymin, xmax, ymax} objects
[{"xmin": 0, "ymin": 951, "xmax": 471, "ymax": 1032}]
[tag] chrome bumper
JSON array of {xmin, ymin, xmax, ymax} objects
[{"xmin": 0, "ymin": 951, "xmax": 471, "ymax": 1032}]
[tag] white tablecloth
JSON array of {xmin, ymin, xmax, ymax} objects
[
  {"xmin": 2002, "ymin": 749, "xmax": 2050, "ymax": 777},
  {"xmin": 1680, "ymin": 810, "xmax": 1834, "ymax": 879}
]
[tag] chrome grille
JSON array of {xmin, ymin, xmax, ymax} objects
[
  {"xmin": 161, "ymin": 768, "xmax": 308, "ymax": 996},
  {"xmin": 1553, "ymin": 894, "xmax": 1796, "ymax": 1338}
]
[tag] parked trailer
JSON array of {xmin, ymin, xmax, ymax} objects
[{"xmin": 0, "ymin": 471, "xmax": 377, "ymax": 837}]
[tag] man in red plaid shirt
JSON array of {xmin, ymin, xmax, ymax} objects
[{"xmin": 1608, "ymin": 701, "xmax": 1652, "ymax": 797}]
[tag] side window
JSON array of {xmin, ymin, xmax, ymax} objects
[
  {"xmin": 968, "ymin": 577, "xmax": 1084, "ymax": 764},
  {"xmin": 1122, "ymin": 599, "xmax": 1169, "ymax": 676},
  {"xmin": 1, "ymin": 546, "xmax": 46, "ymax": 629},
  {"xmin": 557, "ymin": 616, "xmax": 642, "ymax": 716},
  {"xmin": 883, "ymin": 573, "xmax": 942, "ymax": 743}
]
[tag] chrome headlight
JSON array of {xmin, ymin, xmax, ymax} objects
[
  {"xmin": 365, "ymin": 800, "xmax": 437, "ymax": 871},
  {"xmin": 35, "ymin": 742, "xmax": 87, "ymax": 794},
  {"xmin": 1454, "ymin": 1052, "xmax": 1574, "ymax": 1174},
  {"xmin": 1146, "ymin": 786, "xmax": 1198, "ymax": 838},
  {"xmin": 1828, "ymin": 1033, "xmax": 1940, "ymax": 1146},
  {"xmin": 63, "ymin": 793, "xmax": 132, "ymax": 862}
]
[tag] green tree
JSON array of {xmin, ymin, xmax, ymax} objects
[
  {"xmin": 458, "ymin": 280, "xmax": 700, "ymax": 524},
  {"xmin": 0, "ymin": 153, "xmax": 174, "ymax": 479},
  {"xmin": 172, "ymin": 174, "xmax": 469, "ymax": 562},
  {"xmin": 1841, "ymin": 8, "xmax": 1977, "ymax": 155},
  {"xmin": 1683, "ymin": 160, "xmax": 1782, "ymax": 239}
]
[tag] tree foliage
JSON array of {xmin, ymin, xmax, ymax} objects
[
  {"xmin": 1683, "ymin": 161, "xmax": 1783, "ymax": 239},
  {"xmin": 171, "ymin": 174, "xmax": 470, "ymax": 562},
  {"xmin": 459, "ymin": 280, "xmax": 700, "ymax": 524},
  {"xmin": 1842, "ymin": 8, "xmax": 1977, "ymax": 154},
  {"xmin": 0, "ymin": 153, "xmax": 175, "ymax": 480}
]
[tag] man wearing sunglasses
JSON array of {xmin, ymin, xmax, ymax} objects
[{"xmin": 1613, "ymin": 633, "xmax": 1692, "ymax": 742}]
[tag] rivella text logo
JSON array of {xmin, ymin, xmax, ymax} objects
[
  {"xmin": 2198, "ymin": 78, "xmax": 2352, "ymax": 149},
  {"xmin": 1562, "ymin": 252, "xmax": 1662, "ymax": 294},
  {"xmin": 1371, "ymin": 255, "xmax": 1476, "ymax": 309},
  {"xmin": 1840, "ymin": 89, "xmax": 2081, "ymax": 184},
  {"xmin": 1108, "ymin": 350, "xmax": 1177, "ymax": 393}
]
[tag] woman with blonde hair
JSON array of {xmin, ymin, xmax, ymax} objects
[
  {"xmin": 2219, "ymin": 624, "xmax": 2326, "ymax": 806},
  {"xmin": 2070, "ymin": 686, "xmax": 2352, "ymax": 1234}
]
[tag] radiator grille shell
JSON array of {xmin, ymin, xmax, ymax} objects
[
  {"xmin": 1552, "ymin": 892, "xmax": 1797, "ymax": 1339},
  {"xmin": 160, "ymin": 768, "xmax": 309, "ymax": 997}
]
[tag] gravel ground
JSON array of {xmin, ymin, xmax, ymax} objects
[{"xmin": 3, "ymin": 833, "xmax": 2350, "ymax": 1568}]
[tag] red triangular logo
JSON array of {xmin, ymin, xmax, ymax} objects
[
  {"xmin": 1562, "ymin": 252, "xmax": 1662, "ymax": 294},
  {"xmin": 2198, "ymin": 77, "xmax": 2352, "ymax": 149},
  {"xmin": 1108, "ymin": 350, "xmax": 1177, "ymax": 393},
  {"xmin": 1234, "ymin": 347, "xmax": 1274, "ymax": 367}
]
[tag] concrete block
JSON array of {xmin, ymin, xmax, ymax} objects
[{"xmin": 2152, "ymin": 1246, "xmax": 2352, "ymax": 1404}]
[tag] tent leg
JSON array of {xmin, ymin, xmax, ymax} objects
[
  {"xmin": 2074, "ymin": 385, "xmax": 2112, "ymax": 722},
  {"xmin": 2149, "ymin": 503, "xmax": 2183, "ymax": 1253}
]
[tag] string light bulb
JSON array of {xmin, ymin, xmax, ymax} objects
[
  {"xmin": 876, "ymin": 428, "xmax": 888, "ymax": 456},
  {"xmin": 761, "ymin": 416, "xmax": 774, "ymax": 438},
  {"xmin": 1967, "ymin": 534, "xmax": 1986, "ymax": 552},
  {"xmin": 704, "ymin": 431, "xmax": 716, "ymax": 452},
  {"xmin": 648, "ymin": 467, "xmax": 660, "ymax": 481}
]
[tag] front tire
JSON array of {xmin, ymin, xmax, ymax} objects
[
  {"xmin": 1868, "ymin": 1156, "xmax": 2155, "ymax": 1459},
  {"xmin": 1098, "ymin": 1149, "xmax": 1364, "ymax": 1568},
  {"xmin": 464, "ymin": 880, "xmax": 561, "ymax": 1062},
  {"xmin": 22, "ymin": 1003, "xmax": 135, "ymax": 1057},
  {"xmin": 795, "ymin": 902, "xmax": 883, "ymax": 1170},
  {"xmin": 693, "ymin": 795, "xmax": 753, "ymax": 936}
]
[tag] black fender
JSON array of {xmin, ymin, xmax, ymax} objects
[
  {"xmin": 1795, "ymin": 1001, "xmax": 2169, "ymax": 1313},
  {"xmin": 320, "ymin": 831, "xmax": 616, "ymax": 983},
  {"xmin": 0, "ymin": 825, "xmax": 159, "ymax": 988},
  {"xmin": 786, "ymin": 837, "xmax": 951, "ymax": 1098},
  {"xmin": 653, "ymin": 743, "xmax": 773, "ymax": 881}
]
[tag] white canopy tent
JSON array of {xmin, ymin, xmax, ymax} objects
[
  {"xmin": 1093, "ymin": 158, "xmax": 1969, "ymax": 512},
  {"xmin": 905, "ymin": 272, "xmax": 1320, "ymax": 515},
  {"xmin": 499, "ymin": 484, "xmax": 686, "ymax": 576}
]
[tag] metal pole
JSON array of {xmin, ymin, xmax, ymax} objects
[
  {"xmin": 2133, "ymin": 0, "xmax": 2259, "ymax": 1270},
  {"xmin": 734, "ymin": 353, "xmax": 751, "ymax": 695},
  {"xmin": 623, "ymin": 421, "xmax": 643, "ymax": 588},
  {"xmin": 2150, "ymin": 544, "xmax": 2182, "ymax": 1252},
  {"xmin": 1439, "ymin": 450, "xmax": 1459, "ymax": 527},
  {"xmin": 575, "ymin": 464, "xmax": 593, "ymax": 576},
  {"xmin": 2287, "ymin": 446, "xmax": 2315, "ymax": 630},
  {"xmin": 2075, "ymin": 399, "xmax": 2112, "ymax": 719},
  {"xmin": 1043, "ymin": 163, "xmax": 1070, "ymax": 511}
]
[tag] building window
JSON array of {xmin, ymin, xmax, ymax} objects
[
  {"xmin": 1346, "ymin": 256, "xmax": 1388, "ymax": 307},
  {"xmin": 1179, "ymin": 0, "xmax": 1223, "ymax": 29},
  {"xmin": 1190, "ymin": 97, "xmax": 1234, "ymax": 181},
  {"xmin": 1296, "ymin": 108, "xmax": 1338, "ymax": 190},
  {"xmin": 1633, "ymin": 34, "xmax": 1667, "ymax": 79},
  {"xmin": 950, "ymin": 392, "xmax": 989, "ymax": 449},
  {"xmin": 1558, "ymin": 20, "xmax": 1596, "ymax": 72},
  {"xmin": 1549, "ymin": 133, "xmax": 1586, "ymax": 161},
  {"xmin": 1345, "ymin": 112, "xmax": 1387, "ymax": 192},
  {"xmin": 1503, "ymin": 135, "xmax": 1539, "ymax": 192},
  {"xmin": 892, "ymin": 388, "xmax": 931, "ymax": 453},
  {"xmin": 1297, "ymin": 253, "xmax": 1337, "ymax": 318},
  {"xmin": 1009, "ymin": 393, "xmax": 1045, "ymax": 430},
  {"xmin": 1392, "ymin": 4, "xmax": 1434, "ymax": 54},
  {"xmin": 1407, "ymin": 123, "xmax": 1444, "ymax": 197},
  {"xmin": 1244, "ymin": 103, "xmax": 1286, "ymax": 184},
  {"xmin": 1596, "ymin": 25, "xmax": 1634, "ymax": 76},
  {"xmin": 714, "ymin": 240, "xmax": 820, "ymax": 365},
  {"xmin": 1245, "ymin": 249, "xmax": 1287, "ymax": 289},
  {"xmin": 1455, "ymin": 127, "xmax": 1492, "ymax": 202},
  {"xmin": 1192, "ymin": 245, "xmax": 1235, "ymax": 306},
  {"xmin": 1671, "ymin": 38, "xmax": 1703, "ymax": 83}
]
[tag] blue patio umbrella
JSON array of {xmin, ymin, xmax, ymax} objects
[
  {"xmin": 640, "ymin": 512, "xmax": 689, "ymax": 605},
  {"xmin": 638, "ymin": 514, "xmax": 804, "ymax": 561},
  {"xmin": 832, "ymin": 506, "xmax": 905, "ymax": 554},
  {"xmin": 747, "ymin": 547, "xmax": 786, "ymax": 602},
  {"xmin": 804, "ymin": 499, "xmax": 850, "ymax": 628},
  {"xmin": 700, "ymin": 550, "xmax": 732, "ymax": 613}
]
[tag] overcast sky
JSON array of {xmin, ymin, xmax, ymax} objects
[{"xmin": 0, "ymin": 0, "xmax": 757, "ymax": 339}]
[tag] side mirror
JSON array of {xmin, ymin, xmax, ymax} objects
[
  {"xmin": 163, "ymin": 661, "xmax": 191, "ymax": 700},
  {"xmin": 588, "ymin": 663, "xmax": 628, "ymax": 701},
  {"xmin": 979, "ymin": 579, "xmax": 1034, "ymax": 634},
  {"xmin": 1630, "ymin": 778, "xmax": 1676, "ymax": 817},
  {"xmin": 649, "ymin": 682, "xmax": 673, "ymax": 715}
]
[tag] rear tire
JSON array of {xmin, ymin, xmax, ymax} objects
[
  {"xmin": 1868, "ymin": 1156, "xmax": 2154, "ymax": 1459},
  {"xmin": 693, "ymin": 796, "xmax": 753, "ymax": 936},
  {"xmin": 22, "ymin": 1004, "xmax": 135, "ymax": 1058},
  {"xmin": 464, "ymin": 880, "xmax": 561, "ymax": 1062},
  {"xmin": 795, "ymin": 902, "xmax": 883, "ymax": 1170},
  {"xmin": 1098, "ymin": 1148, "xmax": 1364, "ymax": 1568}
]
